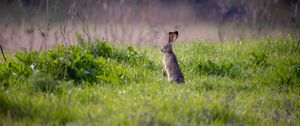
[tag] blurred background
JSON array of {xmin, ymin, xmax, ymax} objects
[{"xmin": 0, "ymin": 0, "xmax": 299, "ymax": 51}]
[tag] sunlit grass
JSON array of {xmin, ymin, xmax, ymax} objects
[{"xmin": 0, "ymin": 38, "xmax": 299, "ymax": 126}]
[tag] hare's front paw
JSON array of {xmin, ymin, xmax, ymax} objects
[{"xmin": 162, "ymin": 68, "xmax": 166, "ymax": 77}]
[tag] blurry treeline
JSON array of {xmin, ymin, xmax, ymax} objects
[{"xmin": 0, "ymin": 0, "xmax": 299, "ymax": 51}]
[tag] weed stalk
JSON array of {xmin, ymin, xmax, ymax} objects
[{"xmin": 0, "ymin": 44, "xmax": 7, "ymax": 62}]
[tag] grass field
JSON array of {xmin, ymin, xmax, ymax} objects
[{"xmin": 0, "ymin": 37, "xmax": 299, "ymax": 126}]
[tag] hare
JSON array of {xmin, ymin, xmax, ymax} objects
[{"xmin": 161, "ymin": 31, "xmax": 185, "ymax": 84}]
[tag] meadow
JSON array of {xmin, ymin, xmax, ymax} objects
[{"xmin": 0, "ymin": 36, "xmax": 299, "ymax": 126}]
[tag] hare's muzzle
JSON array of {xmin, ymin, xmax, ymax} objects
[{"xmin": 160, "ymin": 47, "xmax": 165, "ymax": 53}]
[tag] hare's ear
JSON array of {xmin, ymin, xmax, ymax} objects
[
  {"xmin": 168, "ymin": 31, "xmax": 179, "ymax": 44},
  {"xmin": 168, "ymin": 32, "xmax": 173, "ymax": 44},
  {"xmin": 173, "ymin": 31, "xmax": 178, "ymax": 41}
]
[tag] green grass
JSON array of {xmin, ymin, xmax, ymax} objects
[{"xmin": 0, "ymin": 37, "xmax": 299, "ymax": 126}]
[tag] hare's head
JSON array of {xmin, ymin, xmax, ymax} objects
[
  {"xmin": 161, "ymin": 31, "xmax": 178, "ymax": 53},
  {"xmin": 161, "ymin": 43, "xmax": 173, "ymax": 53}
]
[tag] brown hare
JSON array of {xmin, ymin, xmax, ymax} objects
[{"xmin": 161, "ymin": 31, "xmax": 185, "ymax": 84}]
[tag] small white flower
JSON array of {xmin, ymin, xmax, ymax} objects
[
  {"xmin": 30, "ymin": 63, "xmax": 36, "ymax": 70},
  {"xmin": 12, "ymin": 72, "xmax": 17, "ymax": 76},
  {"xmin": 119, "ymin": 90, "xmax": 126, "ymax": 94}
]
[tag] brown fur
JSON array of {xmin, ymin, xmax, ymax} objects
[{"xmin": 161, "ymin": 31, "xmax": 184, "ymax": 84}]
